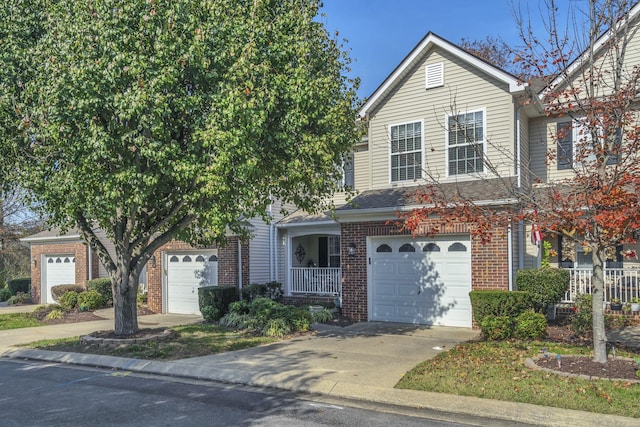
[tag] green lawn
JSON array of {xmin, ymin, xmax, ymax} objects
[
  {"xmin": 0, "ymin": 313, "xmax": 43, "ymax": 330},
  {"xmin": 26, "ymin": 323, "xmax": 276, "ymax": 360},
  {"xmin": 396, "ymin": 340, "xmax": 640, "ymax": 418}
]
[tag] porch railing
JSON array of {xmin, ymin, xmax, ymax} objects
[
  {"xmin": 565, "ymin": 268, "xmax": 640, "ymax": 303},
  {"xmin": 290, "ymin": 267, "xmax": 341, "ymax": 295}
]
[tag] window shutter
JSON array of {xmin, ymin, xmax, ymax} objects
[
  {"xmin": 425, "ymin": 62, "xmax": 444, "ymax": 89},
  {"xmin": 343, "ymin": 151, "xmax": 354, "ymax": 188}
]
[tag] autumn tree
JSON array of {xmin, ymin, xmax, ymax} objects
[
  {"xmin": 0, "ymin": 0, "xmax": 359, "ymax": 335},
  {"xmin": 403, "ymin": 0, "xmax": 640, "ymax": 363}
]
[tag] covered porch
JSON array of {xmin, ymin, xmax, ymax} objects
[{"xmin": 565, "ymin": 268, "xmax": 640, "ymax": 303}]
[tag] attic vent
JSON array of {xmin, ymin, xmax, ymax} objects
[{"xmin": 425, "ymin": 62, "xmax": 444, "ymax": 89}]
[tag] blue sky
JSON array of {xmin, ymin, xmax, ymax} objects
[{"xmin": 319, "ymin": 0, "xmax": 565, "ymax": 99}]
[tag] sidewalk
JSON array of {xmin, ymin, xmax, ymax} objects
[{"xmin": 1, "ymin": 305, "xmax": 638, "ymax": 426}]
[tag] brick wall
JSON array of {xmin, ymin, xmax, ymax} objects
[
  {"xmin": 29, "ymin": 241, "xmax": 90, "ymax": 303},
  {"xmin": 340, "ymin": 220, "xmax": 510, "ymax": 322},
  {"xmin": 146, "ymin": 238, "xmax": 250, "ymax": 313}
]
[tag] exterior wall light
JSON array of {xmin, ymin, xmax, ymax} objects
[
  {"xmin": 149, "ymin": 254, "xmax": 156, "ymax": 267},
  {"xmin": 348, "ymin": 243, "xmax": 356, "ymax": 257}
]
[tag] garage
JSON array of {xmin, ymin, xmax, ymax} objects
[
  {"xmin": 166, "ymin": 251, "xmax": 218, "ymax": 314},
  {"xmin": 43, "ymin": 255, "xmax": 76, "ymax": 304},
  {"xmin": 369, "ymin": 236, "xmax": 472, "ymax": 327}
]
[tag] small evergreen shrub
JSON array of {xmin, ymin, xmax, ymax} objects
[
  {"xmin": 0, "ymin": 287, "xmax": 11, "ymax": 302},
  {"xmin": 262, "ymin": 318, "xmax": 292, "ymax": 337},
  {"xmin": 51, "ymin": 284, "xmax": 84, "ymax": 302},
  {"xmin": 198, "ymin": 286, "xmax": 239, "ymax": 320},
  {"xmin": 228, "ymin": 300, "xmax": 250, "ymax": 315},
  {"xmin": 480, "ymin": 315, "xmax": 515, "ymax": 340},
  {"xmin": 218, "ymin": 312, "xmax": 250, "ymax": 328},
  {"xmin": 7, "ymin": 291, "xmax": 32, "ymax": 305},
  {"xmin": 516, "ymin": 268, "xmax": 569, "ymax": 313},
  {"xmin": 570, "ymin": 293, "xmax": 593, "ymax": 336},
  {"xmin": 311, "ymin": 307, "xmax": 335, "ymax": 323},
  {"xmin": 514, "ymin": 310, "xmax": 547, "ymax": 339},
  {"xmin": 86, "ymin": 278, "xmax": 112, "ymax": 306},
  {"xmin": 469, "ymin": 290, "xmax": 533, "ymax": 325},
  {"xmin": 58, "ymin": 291, "xmax": 79, "ymax": 311},
  {"xmin": 76, "ymin": 290, "xmax": 106, "ymax": 310},
  {"xmin": 45, "ymin": 308, "xmax": 65, "ymax": 320},
  {"xmin": 219, "ymin": 297, "xmax": 312, "ymax": 336},
  {"xmin": 201, "ymin": 306, "xmax": 220, "ymax": 323},
  {"xmin": 7, "ymin": 277, "xmax": 30, "ymax": 295}
]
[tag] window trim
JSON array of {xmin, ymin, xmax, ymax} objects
[
  {"xmin": 388, "ymin": 120, "xmax": 424, "ymax": 183},
  {"xmin": 445, "ymin": 108, "xmax": 487, "ymax": 177},
  {"xmin": 557, "ymin": 118, "xmax": 622, "ymax": 170}
]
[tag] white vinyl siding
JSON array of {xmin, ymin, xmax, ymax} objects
[
  {"xmin": 446, "ymin": 110, "xmax": 485, "ymax": 176},
  {"xmin": 390, "ymin": 121, "xmax": 423, "ymax": 182}
]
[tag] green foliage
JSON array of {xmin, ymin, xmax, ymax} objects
[
  {"xmin": 514, "ymin": 311, "xmax": 548, "ymax": 339},
  {"xmin": 0, "ymin": 287, "xmax": 11, "ymax": 302},
  {"xmin": 218, "ymin": 312, "xmax": 250, "ymax": 329},
  {"xmin": 87, "ymin": 279, "xmax": 113, "ymax": 306},
  {"xmin": 76, "ymin": 290, "xmax": 106, "ymax": 311},
  {"xmin": 51, "ymin": 285, "xmax": 84, "ymax": 302},
  {"xmin": 44, "ymin": 308, "xmax": 64, "ymax": 320},
  {"xmin": 219, "ymin": 297, "xmax": 311, "ymax": 336},
  {"xmin": 6, "ymin": 291, "xmax": 32, "ymax": 305},
  {"xmin": 228, "ymin": 300, "xmax": 250, "ymax": 315},
  {"xmin": 469, "ymin": 291, "xmax": 533, "ymax": 325},
  {"xmin": 58, "ymin": 291, "xmax": 78, "ymax": 311},
  {"xmin": 311, "ymin": 307, "xmax": 335, "ymax": 323},
  {"xmin": 0, "ymin": 0, "xmax": 358, "ymax": 335},
  {"xmin": 7, "ymin": 277, "xmax": 30, "ymax": 295},
  {"xmin": 261, "ymin": 318, "xmax": 292, "ymax": 338},
  {"xmin": 541, "ymin": 241, "xmax": 553, "ymax": 269},
  {"xmin": 516, "ymin": 268, "xmax": 569, "ymax": 313},
  {"xmin": 198, "ymin": 286, "xmax": 239, "ymax": 320},
  {"xmin": 201, "ymin": 305, "xmax": 221, "ymax": 323},
  {"xmin": 570, "ymin": 294, "xmax": 593, "ymax": 336},
  {"xmin": 241, "ymin": 282, "xmax": 284, "ymax": 302},
  {"xmin": 480, "ymin": 315, "xmax": 515, "ymax": 340}
]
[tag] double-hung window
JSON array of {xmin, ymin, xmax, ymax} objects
[
  {"xmin": 447, "ymin": 111, "xmax": 485, "ymax": 175},
  {"xmin": 557, "ymin": 122, "xmax": 573, "ymax": 170},
  {"xmin": 557, "ymin": 119, "xmax": 622, "ymax": 170},
  {"xmin": 390, "ymin": 121, "xmax": 422, "ymax": 182}
]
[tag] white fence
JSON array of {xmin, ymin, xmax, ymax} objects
[
  {"xmin": 565, "ymin": 268, "xmax": 640, "ymax": 303},
  {"xmin": 290, "ymin": 267, "xmax": 341, "ymax": 295}
]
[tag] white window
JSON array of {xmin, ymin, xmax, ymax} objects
[
  {"xmin": 447, "ymin": 110, "xmax": 485, "ymax": 175},
  {"xmin": 390, "ymin": 121, "xmax": 422, "ymax": 182},
  {"xmin": 425, "ymin": 62, "xmax": 444, "ymax": 88}
]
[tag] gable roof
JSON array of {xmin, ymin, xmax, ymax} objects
[
  {"xmin": 542, "ymin": 2, "xmax": 640, "ymax": 95},
  {"xmin": 358, "ymin": 32, "xmax": 527, "ymax": 119}
]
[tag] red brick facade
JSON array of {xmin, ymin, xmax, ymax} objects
[
  {"xmin": 339, "ymin": 220, "xmax": 510, "ymax": 322},
  {"xmin": 29, "ymin": 240, "xmax": 93, "ymax": 303}
]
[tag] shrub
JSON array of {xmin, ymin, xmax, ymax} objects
[
  {"xmin": 262, "ymin": 318, "xmax": 292, "ymax": 337},
  {"xmin": 468, "ymin": 290, "xmax": 533, "ymax": 325},
  {"xmin": 516, "ymin": 268, "xmax": 570, "ymax": 314},
  {"xmin": 218, "ymin": 312, "xmax": 250, "ymax": 328},
  {"xmin": 514, "ymin": 310, "xmax": 547, "ymax": 339},
  {"xmin": 0, "ymin": 287, "xmax": 11, "ymax": 302},
  {"xmin": 220, "ymin": 297, "xmax": 312, "ymax": 336},
  {"xmin": 86, "ymin": 278, "xmax": 112, "ymax": 306},
  {"xmin": 51, "ymin": 284, "xmax": 84, "ymax": 302},
  {"xmin": 311, "ymin": 307, "xmax": 335, "ymax": 323},
  {"xmin": 228, "ymin": 300, "xmax": 250, "ymax": 315},
  {"xmin": 7, "ymin": 277, "xmax": 30, "ymax": 295},
  {"xmin": 58, "ymin": 291, "xmax": 79, "ymax": 311},
  {"xmin": 241, "ymin": 282, "xmax": 283, "ymax": 302},
  {"xmin": 7, "ymin": 291, "xmax": 32, "ymax": 305},
  {"xmin": 570, "ymin": 293, "xmax": 593, "ymax": 336},
  {"xmin": 45, "ymin": 308, "xmax": 65, "ymax": 320},
  {"xmin": 76, "ymin": 290, "xmax": 106, "ymax": 311},
  {"xmin": 201, "ymin": 306, "xmax": 220, "ymax": 323},
  {"xmin": 198, "ymin": 286, "xmax": 239, "ymax": 320},
  {"xmin": 480, "ymin": 315, "xmax": 515, "ymax": 340}
]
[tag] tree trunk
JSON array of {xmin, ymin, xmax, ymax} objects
[
  {"xmin": 591, "ymin": 247, "xmax": 607, "ymax": 363},
  {"xmin": 112, "ymin": 263, "xmax": 140, "ymax": 336}
]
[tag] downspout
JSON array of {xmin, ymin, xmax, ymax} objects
[
  {"xmin": 88, "ymin": 245, "xmax": 93, "ymax": 280},
  {"xmin": 237, "ymin": 239, "xmax": 243, "ymax": 296},
  {"xmin": 508, "ymin": 221, "xmax": 514, "ymax": 291},
  {"xmin": 516, "ymin": 105, "xmax": 525, "ymax": 271}
]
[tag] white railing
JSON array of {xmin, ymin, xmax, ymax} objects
[
  {"xmin": 290, "ymin": 267, "xmax": 341, "ymax": 295},
  {"xmin": 565, "ymin": 268, "xmax": 640, "ymax": 303}
]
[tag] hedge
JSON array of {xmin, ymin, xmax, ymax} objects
[
  {"xmin": 87, "ymin": 278, "xmax": 113, "ymax": 306},
  {"xmin": 515, "ymin": 268, "xmax": 570, "ymax": 313},
  {"xmin": 7, "ymin": 277, "xmax": 30, "ymax": 295},
  {"xmin": 198, "ymin": 286, "xmax": 239, "ymax": 321},
  {"xmin": 469, "ymin": 290, "xmax": 534, "ymax": 325},
  {"xmin": 51, "ymin": 284, "xmax": 84, "ymax": 302}
]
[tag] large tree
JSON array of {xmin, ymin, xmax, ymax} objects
[
  {"xmin": 403, "ymin": 0, "xmax": 640, "ymax": 363},
  {"xmin": 0, "ymin": 0, "xmax": 359, "ymax": 335}
]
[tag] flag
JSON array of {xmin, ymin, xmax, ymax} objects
[{"xmin": 531, "ymin": 223, "xmax": 542, "ymax": 245}]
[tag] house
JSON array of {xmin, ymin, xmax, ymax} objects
[{"xmin": 23, "ymin": 8, "xmax": 640, "ymax": 325}]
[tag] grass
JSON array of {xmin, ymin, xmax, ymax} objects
[
  {"xmin": 396, "ymin": 340, "xmax": 640, "ymax": 418},
  {"xmin": 26, "ymin": 323, "xmax": 277, "ymax": 360},
  {"xmin": 0, "ymin": 313, "xmax": 43, "ymax": 330}
]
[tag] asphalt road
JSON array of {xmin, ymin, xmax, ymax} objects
[{"xmin": 0, "ymin": 359, "xmax": 533, "ymax": 427}]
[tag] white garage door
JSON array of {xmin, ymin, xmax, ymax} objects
[
  {"xmin": 44, "ymin": 255, "xmax": 76, "ymax": 304},
  {"xmin": 370, "ymin": 236, "xmax": 472, "ymax": 327},
  {"xmin": 166, "ymin": 251, "xmax": 218, "ymax": 314}
]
